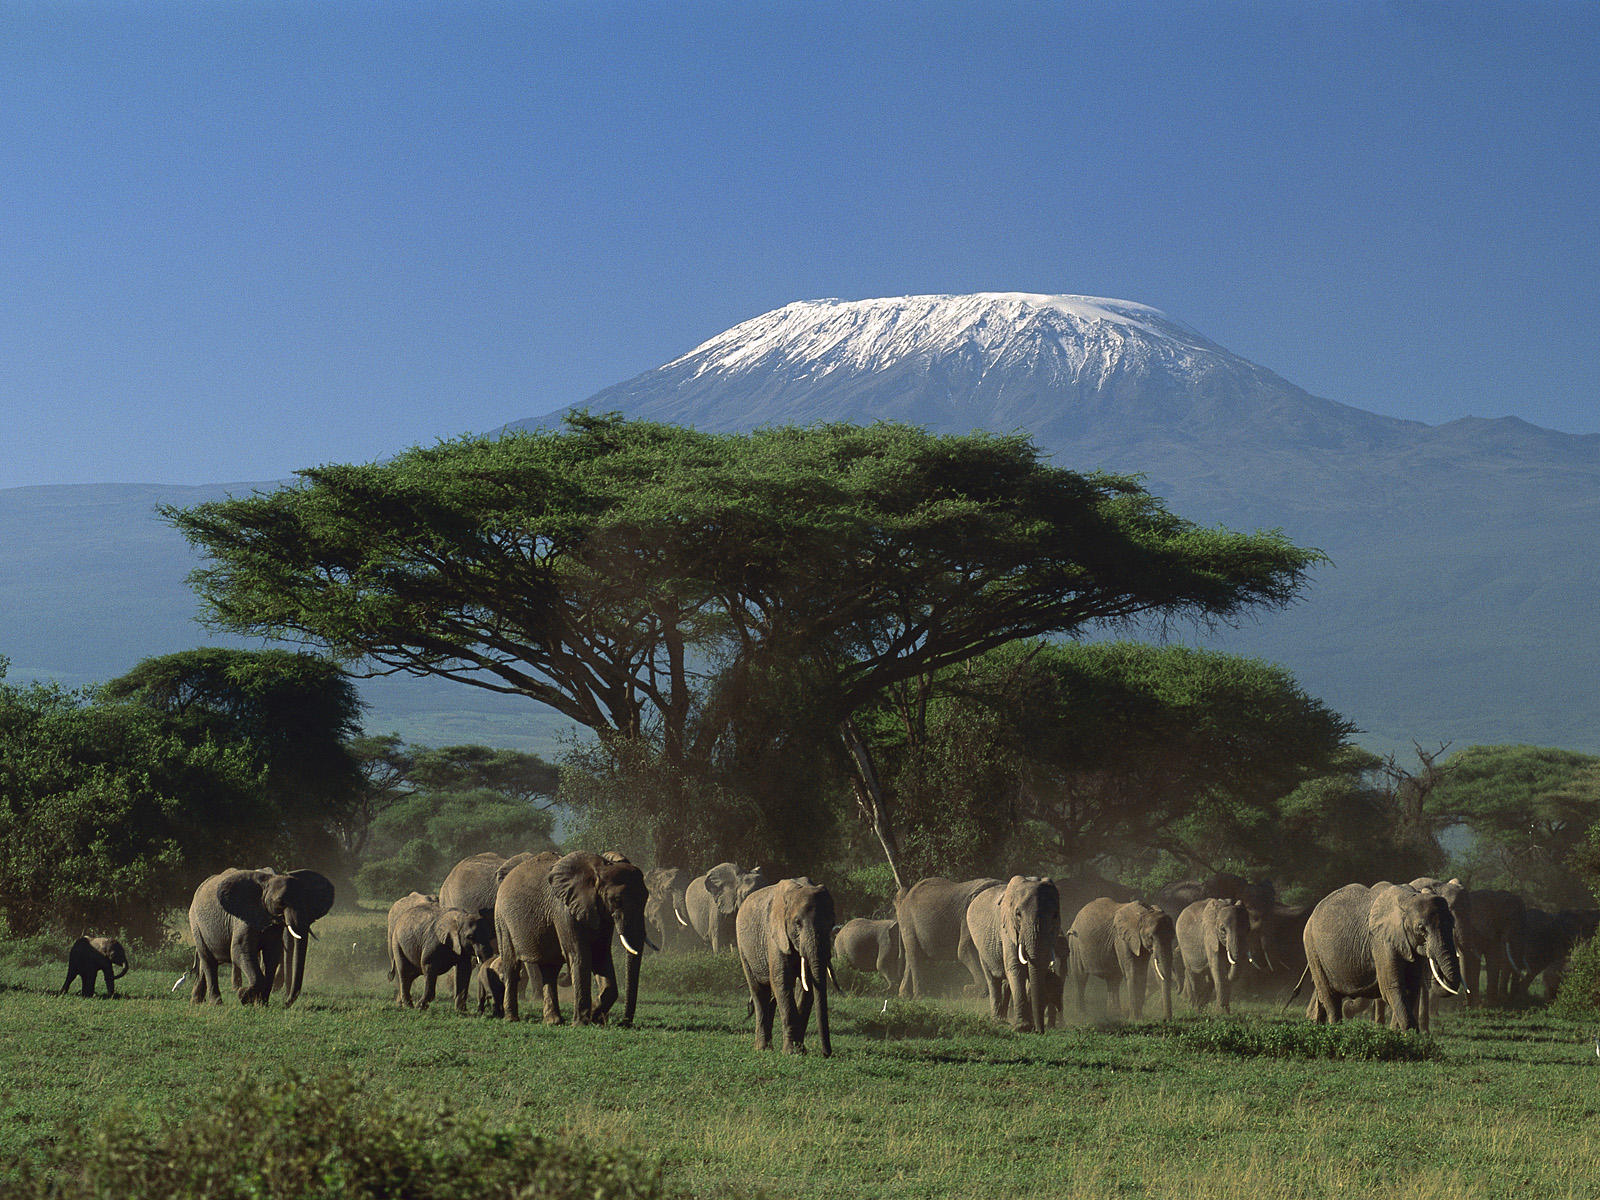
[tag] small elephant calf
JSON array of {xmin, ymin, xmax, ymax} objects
[{"xmin": 59, "ymin": 936, "xmax": 129, "ymax": 997}]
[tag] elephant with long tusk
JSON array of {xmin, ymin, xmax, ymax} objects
[
  {"xmin": 187, "ymin": 868, "xmax": 336, "ymax": 1006},
  {"xmin": 1302, "ymin": 881, "xmax": 1463, "ymax": 1032},
  {"xmin": 493, "ymin": 849, "xmax": 650, "ymax": 1027}
]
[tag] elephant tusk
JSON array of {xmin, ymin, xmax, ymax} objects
[
  {"xmin": 1226, "ymin": 949, "xmax": 1237, "ymax": 968},
  {"xmin": 1505, "ymin": 941, "xmax": 1525, "ymax": 974},
  {"xmin": 1152, "ymin": 955, "xmax": 1166, "ymax": 982},
  {"xmin": 619, "ymin": 932, "xmax": 641, "ymax": 957},
  {"xmin": 171, "ymin": 973, "xmax": 188, "ymax": 993},
  {"xmin": 1018, "ymin": 943, "xmax": 1029, "ymax": 968},
  {"xmin": 287, "ymin": 925, "xmax": 304, "ymax": 941},
  {"xmin": 644, "ymin": 934, "xmax": 660, "ymax": 952},
  {"xmin": 800, "ymin": 959, "xmax": 812, "ymax": 994},
  {"xmin": 1430, "ymin": 956, "xmax": 1461, "ymax": 996}
]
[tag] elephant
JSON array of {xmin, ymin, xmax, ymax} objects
[
  {"xmin": 832, "ymin": 918, "xmax": 904, "ymax": 992},
  {"xmin": 894, "ymin": 876, "xmax": 1002, "ymax": 999},
  {"xmin": 1507, "ymin": 908, "xmax": 1598, "ymax": 1000},
  {"xmin": 1067, "ymin": 898, "xmax": 1176, "ymax": 1020},
  {"xmin": 1175, "ymin": 898, "xmax": 1249, "ymax": 1013},
  {"xmin": 59, "ymin": 936, "xmax": 129, "ymax": 997},
  {"xmin": 494, "ymin": 849, "xmax": 650, "ymax": 1025},
  {"xmin": 966, "ymin": 876, "xmax": 1061, "ymax": 1032},
  {"xmin": 1302, "ymin": 881, "xmax": 1463, "ymax": 1031},
  {"xmin": 736, "ymin": 877, "xmax": 835, "ymax": 1056},
  {"xmin": 644, "ymin": 867, "xmax": 695, "ymax": 953},
  {"xmin": 684, "ymin": 863, "xmax": 770, "ymax": 952},
  {"xmin": 188, "ymin": 868, "xmax": 335, "ymax": 1005},
  {"xmin": 438, "ymin": 851, "xmax": 538, "ymax": 953},
  {"xmin": 386, "ymin": 892, "xmax": 496, "ymax": 1012}
]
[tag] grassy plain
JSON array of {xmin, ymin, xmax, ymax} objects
[{"xmin": 2, "ymin": 910, "xmax": 1597, "ymax": 1200}]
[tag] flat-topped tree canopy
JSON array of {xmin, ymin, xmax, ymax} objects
[{"xmin": 164, "ymin": 413, "xmax": 1321, "ymax": 870}]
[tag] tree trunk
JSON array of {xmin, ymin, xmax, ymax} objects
[{"xmin": 839, "ymin": 717, "xmax": 906, "ymax": 893}]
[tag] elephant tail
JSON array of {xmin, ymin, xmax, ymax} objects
[{"xmin": 1279, "ymin": 966, "xmax": 1310, "ymax": 1013}]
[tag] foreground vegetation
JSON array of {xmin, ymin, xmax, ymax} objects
[{"xmin": 4, "ymin": 924, "xmax": 1598, "ymax": 1200}]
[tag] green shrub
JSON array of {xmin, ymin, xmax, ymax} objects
[
  {"xmin": 12, "ymin": 1066, "xmax": 682, "ymax": 1200},
  {"xmin": 1550, "ymin": 936, "xmax": 1600, "ymax": 1018},
  {"xmin": 1160, "ymin": 1017, "xmax": 1443, "ymax": 1061}
]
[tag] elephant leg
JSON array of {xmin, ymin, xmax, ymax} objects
[
  {"xmin": 1212, "ymin": 957, "xmax": 1230, "ymax": 1014},
  {"xmin": 796, "ymin": 975, "xmax": 816, "ymax": 1047},
  {"xmin": 773, "ymin": 959, "xmax": 806, "ymax": 1053},
  {"xmin": 454, "ymin": 960, "xmax": 472, "ymax": 1014},
  {"xmin": 79, "ymin": 969, "xmax": 94, "ymax": 998},
  {"xmin": 538, "ymin": 962, "xmax": 563, "ymax": 1025},
  {"xmin": 591, "ymin": 944, "xmax": 619, "ymax": 1024},
  {"xmin": 503, "ymin": 957, "xmax": 523, "ymax": 1022},
  {"xmin": 956, "ymin": 927, "xmax": 987, "ymax": 997},
  {"xmin": 100, "ymin": 964, "xmax": 115, "ymax": 998},
  {"xmin": 419, "ymin": 966, "xmax": 440, "ymax": 1010},
  {"xmin": 1003, "ymin": 964, "xmax": 1031, "ymax": 1031},
  {"xmin": 1376, "ymin": 970, "xmax": 1412, "ymax": 1032},
  {"xmin": 899, "ymin": 929, "xmax": 923, "ymax": 1000}
]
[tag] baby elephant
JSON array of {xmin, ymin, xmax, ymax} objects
[
  {"xmin": 59, "ymin": 936, "xmax": 129, "ymax": 997},
  {"xmin": 387, "ymin": 892, "xmax": 496, "ymax": 1012}
]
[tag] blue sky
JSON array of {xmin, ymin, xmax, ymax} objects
[{"xmin": 4, "ymin": 1, "xmax": 1597, "ymax": 488}]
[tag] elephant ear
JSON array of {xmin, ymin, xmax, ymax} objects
[
  {"xmin": 287, "ymin": 870, "xmax": 337, "ymax": 925},
  {"xmin": 1371, "ymin": 888, "xmax": 1418, "ymax": 962},
  {"xmin": 217, "ymin": 871, "xmax": 275, "ymax": 931},
  {"xmin": 549, "ymin": 852, "xmax": 603, "ymax": 923}
]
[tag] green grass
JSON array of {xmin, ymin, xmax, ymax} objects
[{"xmin": 3, "ymin": 917, "xmax": 1599, "ymax": 1199}]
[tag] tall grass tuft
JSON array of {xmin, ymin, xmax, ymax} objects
[{"xmin": 10, "ymin": 1066, "xmax": 684, "ymax": 1200}]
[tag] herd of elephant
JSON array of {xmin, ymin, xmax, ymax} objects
[{"xmin": 56, "ymin": 858, "xmax": 1598, "ymax": 1053}]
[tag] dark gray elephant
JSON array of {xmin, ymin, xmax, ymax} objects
[
  {"xmin": 644, "ymin": 867, "xmax": 694, "ymax": 953},
  {"xmin": 494, "ymin": 850, "xmax": 650, "ymax": 1025},
  {"xmin": 188, "ymin": 868, "xmax": 335, "ymax": 1005},
  {"xmin": 684, "ymin": 863, "xmax": 769, "ymax": 952},
  {"xmin": 1303, "ymin": 882, "xmax": 1463, "ymax": 1031},
  {"xmin": 966, "ymin": 876, "xmax": 1061, "ymax": 1032},
  {"xmin": 1175, "ymin": 898, "xmax": 1249, "ymax": 1013},
  {"xmin": 386, "ymin": 891, "xmax": 496, "ymax": 1012},
  {"xmin": 59, "ymin": 936, "xmax": 129, "ymax": 997},
  {"xmin": 833, "ymin": 918, "xmax": 904, "ymax": 991},
  {"xmin": 736, "ymin": 877, "xmax": 835, "ymax": 1056},
  {"xmin": 1508, "ymin": 907, "xmax": 1598, "ymax": 1000},
  {"xmin": 894, "ymin": 876, "xmax": 1002, "ymax": 999},
  {"xmin": 1067, "ymin": 898, "xmax": 1176, "ymax": 1020}
]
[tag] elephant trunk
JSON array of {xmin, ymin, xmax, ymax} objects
[
  {"xmin": 1155, "ymin": 940, "xmax": 1174, "ymax": 1019},
  {"xmin": 1428, "ymin": 929, "xmax": 1464, "ymax": 996},
  {"xmin": 622, "ymin": 936, "xmax": 641, "ymax": 1025},
  {"xmin": 801, "ymin": 928, "xmax": 831, "ymax": 1057},
  {"xmin": 113, "ymin": 959, "xmax": 130, "ymax": 980},
  {"xmin": 283, "ymin": 924, "xmax": 309, "ymax": 1007}
]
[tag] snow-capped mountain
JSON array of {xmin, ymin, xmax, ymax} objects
[{"xmin": 511, "ymin": 293, "xmax": 1416, "ymax": 460}]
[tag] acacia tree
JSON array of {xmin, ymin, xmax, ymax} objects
[
  {"xmin": 165, "ymin": 415, "xmax": 1321, "ymax": 878},
  {"xmin": 1427, "ymin": 744, "xmax": 1600, "ymax": 905},
  {"xmin": 871, "ymin": 640, "xmax": 1356, "ymax": 880}
]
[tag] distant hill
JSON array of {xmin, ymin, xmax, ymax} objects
[{"xmin": 504, "ymin": 293, "xmax": 1600, "ymax": 753}]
